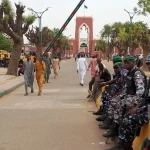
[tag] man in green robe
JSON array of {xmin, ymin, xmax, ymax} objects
[{"xmin": 43, "ymin": 52, "xmax": 52, "ymax": 83}]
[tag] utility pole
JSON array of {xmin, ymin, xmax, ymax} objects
[
  {"xmin": 124, "ymin": 9, "xmax": 140, "ymax": 55},
  {"xmin": 28, "ymin": 7, "xmax": 51, "ymax": 56}
]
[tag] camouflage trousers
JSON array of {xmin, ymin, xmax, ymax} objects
[
  {"xmin": 107, "ymin": 94, "xmax": 122, "ymax": 120},
  {"xmin": 101, "ymin": 91, "xmax": 112, "ymax": 115},
  {"xmin": 113, "ymin": 95, "xmax": 143, "ymax": 124},
  {"xmin": 119, "ymin": 111, "xmax": 148, "ymax": 143},
  {"xmin": 101, "ymin": 91, "xmax": 109, "ymax": 105}
]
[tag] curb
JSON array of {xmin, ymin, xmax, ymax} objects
[{"xmin": 0, "ymin": 81, "xmax": 24, "ymax": 98}]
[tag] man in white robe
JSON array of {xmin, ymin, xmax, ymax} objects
[
  {"xmin": 23, "ymin": 55, "xmax": 34, "ymax": 96},
  {"xmin": 77, "ymin": 53, "xmax": 88, "ymax": 86}
]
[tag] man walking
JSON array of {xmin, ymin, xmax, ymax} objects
[
  {"xmin": 43, "ymin": 52, "xmax": 52, "ymax": 83},
  {"xmin": 34, "ymin": 56, "xmax": 46, "ymax": 96},
  {"xmin": 77, "ymin": 52, "xmax": 88, "ymax": 86},
  {"xmin": 52, "ymin": 56, "xmax": 60, "ymax": 79},
  {"xmin": 23, "ymin": 55, "xmax": 34, "ymax": 96}
]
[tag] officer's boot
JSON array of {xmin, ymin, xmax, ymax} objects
[
  {"xmin": 96, "ymin": 115, "xmax": 106, "ymax": 121},
  {"xmin": 99, "ymin": 118, "xmax": 112, "ymax": 129},
  {"xmin": 103, "ymin": 122, "xmax": 119, "ymax": 137},
  {"xmin": 93, "ymin": 105, "xmax": 103, "ymax": 115},
  {"xmin": 104, "ymin": 140, "xmax": 126, "ymax": 150}
]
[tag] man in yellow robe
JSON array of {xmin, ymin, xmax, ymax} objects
[{"xmin": 34, "ymin": 56, "xmax": 46, "ymax": 96}]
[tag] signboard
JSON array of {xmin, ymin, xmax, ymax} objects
[{"xmin": 80, "ymin": 43, "xmax": 88, "ymax": 48}]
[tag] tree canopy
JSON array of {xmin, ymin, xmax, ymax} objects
[
  {"xmin": 0, "ymin": 32, "xmax": 13, "ymax": 51},
  {"xmin": 137, "ymin": 0, "xmax": 150, "ymax": 15},
  {"xmin": 99, "ymin": 21, "xmax": 149, "ymax": 55},
  {"xmin": 26, "ymin": 27, "xmax": 71, "ymax": 57},
  {"xmin": 0, "ymin": 0, "xmax": 36, "ymax": 75}
]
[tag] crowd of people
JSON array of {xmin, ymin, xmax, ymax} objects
[
  {"xmin": 76, "ymin": 52, "xmax": 150, "ymax": 150},
  {"xmin": 19, "ymin": 53, "xmax": 61, "ymax": 96}
]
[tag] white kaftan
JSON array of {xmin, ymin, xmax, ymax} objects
[{"xmin": 77, "ymin": 57, "xmax": 88, "ymax": 84}]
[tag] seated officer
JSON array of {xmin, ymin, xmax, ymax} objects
[
  {"xmin": 99, "ymin": 62, "xmax": 125, "ymax": 129},
  {"xmin": 140, "ymin": 54, "xmax": 150, "ymax": 150},
  {"xmin": 93, "ymin": 56, "xmax": 123, "ymax": 115},
  {"xmin": 104, "ymin": 56, "xmax": 148, "ymax": 150}
]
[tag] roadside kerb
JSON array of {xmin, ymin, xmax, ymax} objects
[{"xmin": 0, "ymin": 76, "xmax": 24, "ymax": 98}]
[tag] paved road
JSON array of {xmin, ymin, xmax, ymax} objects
[{"xmin": 0, "ymin": 59, "xmax": 113, "ymax": 150}]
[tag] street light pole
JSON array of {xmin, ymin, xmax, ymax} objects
[
  {"xmin": 28, "ymin": 7, "xmax": 51, "ymax": 56},
  {"xmin": 124, "ymin": 9, "xmax": 140, "ymax": 55},
  {"xmin": 107, "ymin": 34, "xmax": 110, "ymax": 62}
]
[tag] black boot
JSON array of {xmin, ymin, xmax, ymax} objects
[
  {"xmin": 93, "ymin": 106, "xmax": 103, "ymax": 115},
  {"xmin": 102, "ymin": 122, "xmax": 118, "ymax": 137},
  {"xmin": 96, "ymin": 115, "xmax": 106, "ymax": 121},
  {"xmin": 99, "ymin": 119, "xmax": 112, "ymax": 129}
]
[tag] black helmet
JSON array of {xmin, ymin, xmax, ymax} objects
[{"xmin": 146, "ymin": 53, "xmax": 150, "ymax": 64}]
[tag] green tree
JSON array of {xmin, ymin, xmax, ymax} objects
[
  {"xmin": 26, "ymin": 26, "xmax": 53, "ymax": 59},
  {"xmin": 51, "ymin": 28, "xmax": 70, "ymax": 57},
  {"xmin": 101, "ymin": 23, "xmax": 125, "ymax": 55},
  {"xmin": 64, "ymin": 39, "xmax": 71, "ymax": 57},
  {"xmin": 0, "ymin": 32, "xmax": 13, "ymax": 51},
  {"xmin": 95, "ymin": 38, "xmax": 107, "ymax": 59},
  {"xmin": 95, "ymin": 38, "xmax": 106, "ymax": 51},
  {"xmin": 101, "ymin": 21, "xmax": 149, "ymax": 56},
  {"xmin": 0, "ymin": 0, "xmax": 36, "ymax": 76},
  {"xmin": 136, "ymin": 0, "xmax": 150, "ymax": 70},
  {"xmin": 137, "ymin": 0, "xmax": 150, "ymax": 15}
]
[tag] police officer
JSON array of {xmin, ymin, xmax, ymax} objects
[
  {"xmin": 99, "ymin": 62, "xmax": 125, "ymax": 129},
  {"xmin": 104, "ymin": 56, "xmax": 148, "ymax": 150},
  {"xmin": 140, "ymin": 54, "xmax": 150, "ymax": 150},
  {"xmin": 93, "ymin": 56, "xmax": 123, "ymax": 116}
]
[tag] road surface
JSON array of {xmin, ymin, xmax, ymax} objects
[{"xmin": 0, "ymin": 59, "xmax": 113, "ymax": 150}]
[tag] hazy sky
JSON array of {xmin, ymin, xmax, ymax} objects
[{"xmin": 9, "ymin": 0, "xmax": 150, "ymax": 43}]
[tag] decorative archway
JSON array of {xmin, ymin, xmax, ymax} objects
[{"xmin": 75, "ymin": 17, "xmax": 93, "ymax": 54}]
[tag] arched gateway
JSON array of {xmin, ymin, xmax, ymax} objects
[{"xmin": 68, "ymin": 16, "xmax": 98, "ymax": 55}]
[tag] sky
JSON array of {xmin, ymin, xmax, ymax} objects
[{"xmin": 9, "ymin": 0, "xmax": 150, "ymax": 43}]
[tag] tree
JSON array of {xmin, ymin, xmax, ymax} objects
[
  {"xmin": 137, "ymin": 0, "xmax": 150, "ymax": 15},
  {"xmin": 0, "ymin": 0, "xmax": 36, "ymax": 76},
  {"xmin": 26, "ymin": 26, "xmax": 53, "ymax": 59},
  {"xmin": 64, "ymin": 39, "xmax": 71, "ymax": 57},
  {"xmin": 137, "ymin": 29, "xmax": 150, "ymax": 71},
  {"xmin": 95, "ymin": 38, "xmax": 107, "ymax": 59},
  {"xmin": 136, "ymin": 0, "xmax": 150, "ymax": 70},
  {"xmin": 101, "ymin": 22, "xmax": 149, "ymax": 56},
  {"xmin": 95, "ymin": 38, "xmax": 106, "ymax": 51},
  {"xmin": 51, "ymin": 28, "xmax": 70, "ymax": 57},
  {"xmin": 0, "ymin": 32, "xmax": 13, "ymax": 51}
]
